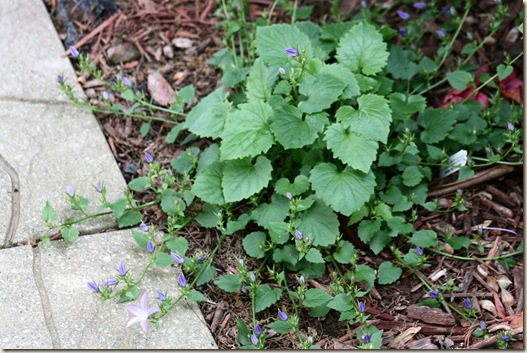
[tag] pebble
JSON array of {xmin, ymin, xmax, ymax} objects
[
  {"xmin": 107, "ymin": 42, "xmax": 141, "ymax": 64},
  {"xmin": 163, "ymin": 45, "xmax": 174, "ymax": 58},
  {"xmin": 172, "ymin": 37, "xmax": 193, "ymax": 49}
]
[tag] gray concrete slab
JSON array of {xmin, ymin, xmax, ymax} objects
[
  {"xmin": 0, "ymin": 101, "xmax": 127, "ymax": 246},
  {"xmin": 0, "ymin": 0, "xmax": 81, "ymax": 102},
  {"xmin": 0, "ymin": 245, "xmax": 53, "ymax": 349},
  {"xmin": 36, "ymin": 230, "xmax": 217, "ymax": 349}
]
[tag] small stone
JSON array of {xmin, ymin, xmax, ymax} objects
[
  {"xmin": 172, "ymin": 37, "xmax": 193, "ymax": 49},
  {"xmin": 107, "ymin": 42, "xmax": 141, "ymax": 64},
  {"xmin": 163, "ymin": 45, "xmax": 174, "ymax": 58}
]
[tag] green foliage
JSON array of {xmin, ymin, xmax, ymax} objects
[
  {"xmin": 254, "ymin": 284, "xmax": 282, "ymax": 312},
  {"xmin": 377, "ymin": 261, "xmax": 402, "ymax": 284}
]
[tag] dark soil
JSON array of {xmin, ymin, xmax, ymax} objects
[{"xmin": 43, "ymin": 0, "xmax": 523, "ymax": 349}]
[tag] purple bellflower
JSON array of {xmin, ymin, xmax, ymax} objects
[
  {"xmin": 140, "ymin": 222, "xmax": 149, "ymax": 232},
  {"xmin": 66, "ymin": 185, "xmax": 75, "ymax": 197},
  {"xmin": 251, "ymin": 334, "xmax": 259, "ymax": 345},
  {"xmin": 278, "ymin": 310, "xmax": 288, "ymax": 321},
  {"xmin": 125, "ymin": 292, "xmax": 160, "ymax": 332},
  {"xmin": 429, "ymin": 290, "xmax": 438, "ymax": 298},
  {"xmin": 416, "ymin": 246, "xmax": 423, "ymax": 256},
  {"xmin": 178, "ymin": 273, "xmax": 187, "ymax": 287},
  {"xmin": 69, "ymin": 46, "xmax": 79, "ymax": 57},
  {"xmin": 157, "ymin": 290, "xmax": 167, "ymax": 301},
  {"xmin": 171, "ymin": 252, "xmax": 185, "ymax": 264},
  {"xmin": 358, "ymin": 301, "xmax": 366, "ymax": 313},
  {"xmin": 295, "ymin": 230, "xmax": 303, "ymax": 240},
  {"xmin": 363, "ymin": 334, "xmax": 371, "ymax": 344},
  {"xmin": 464, "ymin": 298, "xmax": 473, "ymax": 309},
  {"xmin": 87, "ymin": 281, "xmax": 99, "ymax": 292},
  {"xmin": 122, "ymin": 77, "xmax": 132, "ymax": 87},
  {"xmin": 397, "ymin": 10, "xmax": 410, "ymax": 20},
  {"xmin": 437, "ymin": 28, "xmax": 446, "ymax": 38},
  {"xmin": 96, "ymin": 181, "xmax": 103, "ymax": 192},
  {"xmin": 147, "ymin": 241, "xmax": 155, "ymax": 253},
  {"xmin": 118, "ymin": 261, "xmax": 127, "ymax": 276},
  {"xmin": 413, "ymin": 2, "xmax": 426, "ymax": 9},
  {"xmin": 254, "ymin": 324, "xmax": 263, "ymax": 335},
  {"xmin": 58, "ymin": 75, "xmax": 64, "ymax": 84},
  {"xmin": 399, "ymin": 28, "xmax": 408, "ymax": 37},
  {"xmin": 145, "ymin": 152, "xmax": 153, "ymax": 163},
  {"xmin": 285, "ymin": 48, "xmax": 299, "ymax": 57},
  {"xmin": 278, "ymin": 67, "xmax": 286, "ymax": 74}
]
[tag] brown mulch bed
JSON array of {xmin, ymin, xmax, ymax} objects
[{"xmin": 43, "ymin": 0, "xmax": 523, "ymax": 349}]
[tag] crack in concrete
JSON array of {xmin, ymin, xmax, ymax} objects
[
  {"xmin": 0, "ymin": 153, "xmax": 20, "ymax": 247},
  {"xmin": 32, "ymin": 245, "xmax": 62, "ymax": 349}
]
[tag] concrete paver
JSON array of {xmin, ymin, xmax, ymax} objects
[
  {"xmin": 37, "ymin": 230, "xmax": 217, "ymax": 349},
  {"xmin": 0, "ymin": 245, "xmax": 53, "ymax": 349},
  {"xmin": 0, "ymin": 0, "xmax": 81, "ymax": 102},
  {"xmin": 0, "ymin": 101, "xmax": 126, "ymax": 246}
]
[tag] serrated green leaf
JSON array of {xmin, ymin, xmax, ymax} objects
[
  {"xmin": 389, "ymin": 93, "xmax": 426, "ymax": 121},
  {"xmin": 274, "ymin": 80, "xmax": 292, "ymax": 95},
  {"xmin": 196, "ymin": 143, "xmax": 220, "ymax": 173},
  {"xmin": 268, "ymin": 222, "xmax": 290, "ymax": 245},
  {"xmin": 155, "ymin": 252, "xmax": 174, "ymax": 267},
  {"xmin": 387, "ymin": 216, "xmax": 413, "ymax": 235},
  {"xmin": 243, "ymin": 231, "xmax": 267, "ymax": 259},
  {"xmin": 446, "ymin": 70, "xmax": 472, "ymax": 90},
  {"xmin": 222, "ymin": 156, "xmax": 272, "ymax": 203},
  {"xmin": 324, "ymin": 123, "xmax": 378, "ymax": 172},
  {"xmin": 305, "ymin": 248, "xmax": 325, "ymax": 263},
  {"xmin": 327, "ymin": 293, "xmax": 354, "ymax": 312},
  {"xmin": 297, "ymin": 199, "xmax": 339, "ymax": 247},
  {"xmin": 298, "ymin": 73, "xmax": 346, "ymax": 114},
  {"xmin": 271, "ymin": 105, "xmax": 328, "ymax": 149},
  {"xmin": 402, "ymin": 166, "xmax": 424, "ymax": 187},
  {"xmin": 42, "ymin": 201, "xmax": 58, "ymax": 224},
  {"xmin": 369, "ymin": 230, "xmax": 391, "ymax": 254},
  {"xmin": 255, "ymin": 24, "xmax": 313, "ymax": 67},
  {"xmin": 236, "ymin": 318, "xmax": 252, "ymax": 346},
  {"xmin": 334, "ymin": 240, "xmax": 356, "ymax": 264},
  {"xmin": 251, "ymin": 194, "xmax": 289, "ymax": 229},
  {"xmin": 246, "ymin": 58, "xmax": 274, "ymax": 102},
  {"xmin": 358, "ymin": 219, "xmax": 382, "ymax": 243},
  {"xmin": 165, "ymin": 236, "xmax": 189, "ymax": 255},
  {"xmin": 195, "ymin": 203, "xmax": 221, "ymax": 228},
  {"xmin": 170, "ymin": 147, "xmax": 199, "ymax": 174},
  {"xmin": 267, "ymin": 320, "xmax": 293, "ymax": 334},
  {"xmin": 336, "ymin": 94, "xmax": 392, "ymax": 144},
  {"xmin": 192, "ymin": 162, "xmax": 225, "ymax": 205},
  {"xmin": 418, "ymin": 56, "xmax": 438, "ymax": 74},
  {"xmin": 214, "ymin": 274, "xmax": 243, "ymax": 292},
  {"xmin": 273, "ymin": 244, "xmax": 299, "ymax": 265},
  {"xmin": 410, "ymin": 230, "xmax": 438, "ymax": 247},
  {"xmin": 417, "ymin": 108, "xmax": 459, "ymax": 144},
  {"xmin": 403, "ymin": 249, "xmax": 422, "ymax": 267},
  {"xmin": 160, "ymin": 189, "xmax": 182, "ymax": 216},
  {"xmin": 496, "ymin": 65, "xmax": 513, "ymax": 80},
  {"xmin": 458, "ymin": 166, "xmax": 474, "ymax": 180},
  {"xmin": 386, "ymin": 45, "xmax": 418, "ymax": 80},
  {"xmin": 220, "ymin": 101, "xmax": 274, "ymax": 160},
  {"xmin": 165, "ymin": 124, "xmax": 186, "ymax": 144},
  {"xmin": 308, "ymin": 304, "xmax": 331, "ymax": 318},
  {"xmin": 319, "ymin": 63, "xmax": 360, "ymax": 99},
  {"xmin": 303, "ymin": 288, "xmax": 333, "ymax": 308},
  {"xmin": 128, "ymin": 176, "xmax": 150, "ymax": 192},
  {"xmin": 108, "ymin": 198, "xmax": 127, "ymax": 218},
  {"xmin": 185, "ymin": 89, "xmax": 230, "ymax": 139},
  {"xmin": 61, "ymin": 225, "xmax": 79, "ymax": 244},
  {"xmin": 275, "ymin": 175, "xmax": 310, "ymax": 196},
  {"xmin": 118, "ymin": 285, "xmax": 139, "ymax": 303},
  {"xmin": 297, "ymin": 260, "xmax": 326, "ymax": 279},
  {"xmin": 377, "ymin": 261, "xmax": 402, "ymax": 284},
  {"xmin": 310, "ymin": 163, "xmax": 376, "ymax": 216},
  {"xmin": 117, "ymin": 210, "xmax": 143, "ymax": 228},
  {"xmin": 254, "ymin": 284, "xmax": 282, "ymax": 312},
  {"xmin": 196, "ymin": 264, "xmax": 216, "ymax": 286},
  {"xmin": 336, "ymin": 22, "xmax": 389, "ymax": 75},
  {"xmin": 121, "ymin": 89, "xmax": 134, "ymax": 101},
  {"xmin": 178, "ymin": 84, "xmax": 195, "ymax": 103}
]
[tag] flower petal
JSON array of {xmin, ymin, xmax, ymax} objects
[
  {"xmin": 126, "ymin": 305, "xmax": 145, "ymax": 317},
  {"xmin": 140, "ymin": 320, "xmax": 148, "ymax": 332},
  {"xmin": 126, "ymin": 316, "xmax": 143, "ymax": 328}
]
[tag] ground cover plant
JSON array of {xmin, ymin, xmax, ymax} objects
[{"xmin": 43, "ymin": 0, "xmax": 523, "ymax": 349}]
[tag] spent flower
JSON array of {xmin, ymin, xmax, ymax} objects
[
  {"xmin": 95, "ymin": 181, "xmax": 103, "ymax": 192},
  {"xmin": 125, "ymin": 292, "xmax": 159, "ymax": 332},
  {"xmin": 437, "ymin": 29, "xmax": 446, "ymax": 38},
  {"xmin": 57, "ymin": 74, "xmax": 64, "ymax": 84},
  {"xmin": 278, "ymin": 67, "xmax": 286, "ymax": 75},
  {"xmin": 507, "ymin": 121, "xmax": 515, "ymax": 131},
  {"xmin": 399, "ymin": 28, "xmax": 408, "ymax": 37},
  {"xmin": 122, "ymin": 77, "xmax": 132, "ymax": 87},
  {"xmin": 102, "ymin": 278, "xmax": 118, "ymax": 287}
]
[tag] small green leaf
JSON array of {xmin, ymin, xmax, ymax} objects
[
  {"xmin": 410, "ymin": 230, "xmax": 438, "ymax": 248},
  {"xmin": 236, "ymin": 318, "xmax": 252, "ymax": 346},
  {"xmin": 220, "ymin": 101, "xmax": 274, "ymax": 160},
  {"xmin": 303, "ymin": 288, "xmax": 333, "ymax": 308},
  {"xmin": 108, "ymin": 198, "xmax": 127, "ymax": 218},
  {"xmin": 267, "ymin": 320, "xmax": 293, "ymax": 334},
  {"xmin": 246, "ymin": 58, "xmax": 274, "ymax": 102},
  {"xmin": 165, "ymin": 124, "xmax": 186, "ymax": 144},
  {"xmin": 117, "ymin": 210, "xmax": 143, "ymax": 228},
  {"xmin": 61, "ymin": 225, "xmax": 79, "ymax": 244},
  {"xmin": 128, "ymin": 176, "xmax": 150, "ymax": 192},
  {"xmin": 154, "ymin": 252, "xmax": 174, "ymax": 267},
  {"xmin": 274, "ymin": 175, "xmax": 310, "ymax": 196},
  {"xmin": 336, "ymin": 22, "xmax": 389, "ymax": 75},
  {"xmin": 358, "ymin": 219, "xmax": 382, "ymax": 243},
  {"xmin": 458, "ymin": 166, "xmax": 474, "ymax": 180},
  {"xmin": 170, "ymin": 147, "xmax": 200, "ymax": 174},
  {"xmin": 185, "ymin": 88, "xmax": 230, "ymax": 139},
  {"xmin": 196, "ymin": 264, "xmax": 216, "ymax": 286},
  {"xmin": 327, "ymin": 293, "xmax": 354, "ymax": 312},
  {"xmin": 377, "ymin": 261, "xmax": 402, "ymax": 284},
  {"xmin": 118, "ymin": 286, "xmax": 140, "ymax": 303},
  {"xmin": 446, "ymin": 70, "xmax": 472, "ymax": 90},
  {"xmin": 131, "ymin": 229, "xmax": 149, "ymax": 249},
  {"xmin": 187, "ymin": 289, "xmax": 207, "ymax": 303},
  {"xmin": 333, "ymin": 240, "xmax": 356, "ymax": 264},
  {"xmin": 417, "ymin": 108, "xmax": 459, "ymax": 144},
  {"xmin": 160, "ymin": 189, "xmax": 182, "ymax": 216},
  {"xmin": 192, "ymin": 162, "xmax": 225, "ymax": 205},
  {"xmin": 140, "ymin": 122, "xmax": 151, "ymax": 137},
  {"xmin": 195, "ymin": 203, "xmax": 221, "ymax": 228},
  {"xmin": 271, "ymin": 105, "xmax": 328, "ymax": 149},
  {"xmin": 297, "ymin": 199, "xmax": 340, "ymax": 247},
  {"xmin": 305, "ymin": 248, "xmax": 325, "ymax": 263},
  {"xmin": 273, "ymin": 244, "xmax": 299, "ymax": 265},
  {"xmin": 250, "ymin": 194, "xmax": 289, "ymax": 229},
  {"xmin": 165, "ymin": 236, "xmax": 189, "ymax": 255},
  {"xmin": 418, "ymin": 298, "xmax": 441, "ymax": 308},
  {"xmin": 445, "ymin": 236, "xmax": 472, "ymax": 250},
  {"xmin": 214, "ymin": 274, "xmax": 243, "ymax": 293},
  {"xmin": 355, "ymin": 264, "xmax": 375, "ymax": 295},
  {"xmin": 243, "ymin": 231, "xmax": 267, "ymax": 259},
  {"xmin": 298, "ymin": 73, "xmax": 346, "ymax": 114},
  {"xmin": 254, "ymin": 284, "xmax": 282, "ymax": 312},
  {"xmin": 310, "ymin": 163, "xmax": 376, "ymax": 216},
  {"xmin": 222, "ymin": 156, "xmax": 273, "ymax": 203},
  {"xmin": 268, "ymin": 222, "xmax": 290, "ymax": 245},
  {"xmin": 402, "ymin": 166, "xmax": 424, "ymax": 187},
  {"xmin": 389, "ymin": 93, "xmax": 426, "ymax": 121},
  {"xmin": 121, "ymin": 89, "xmax": 134, "ymax": 101},
  {"xmin": 196, "ymin": 144, "xmax": 220, "ymax": 173},
  {"xmin": 42, "ymin": 201, "xmax": 58, "ymax": 223},
  {"xmin": 319, "ymin": 63, "xmax": 360, "ymax": 99}
]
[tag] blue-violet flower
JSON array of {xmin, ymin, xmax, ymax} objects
[
  {"xmin": 278, "ymin": 310, "xmax": 288, "ymax": 321},
  {"xmin": 171, "ymin": 252, "xmax": 185, "ymax": 264},
  {"xmin": 125, "ymin": 292, "xmax": 160, "ymax": 332},
  {"xmin": 87, "ymin": 281, "xmax": 99, "ymax": 292},
  {"xmin": 251, "ymin": 333, "xmax": 259, "ymax": 345},
  {"xmin": 358, "ymin": 300, "xmax": 366, "ymax": 313},
  {"xmin": 118, "ymin": 261, "xmax": 127, "ymax": 276},
  {"xmin": 178, "ymin": 273, "xmax": 187, "ymax": 287},
  {"xmin": 254, "ymin": 324, "xmax": 262, "ymax": 335},
  {"xmin": 429, "ymin": 290, "xmax": 438, "ymax": 298},
  {"xmin": 145, "ymin": 152, "xmax": 153, "ymax": 163},
  {"xmin": 69, "ymin": 46, "xmax": 79, "ymax": 57},
  {"xmin": 397, "ymin": 10, "xmax": 410, "ymax": 20},
  {"xmin": 413, "ymin": 2, "xmax": 426, "ymax": 9},
  {"xmin": 284, "ymin": 48, "xmax": 299, "ymax": 57},
  {"xmin": 464, "ymin": 298, "xmax": 473, "ymax": 309},
  {"xmin": 147, "ymin": 241, "xmax": 155, "ymax": 253}
]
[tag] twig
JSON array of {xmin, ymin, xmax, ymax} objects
[{"xmin": 62, "ymin": 13, "xmax": 121, "ymax": 57}]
